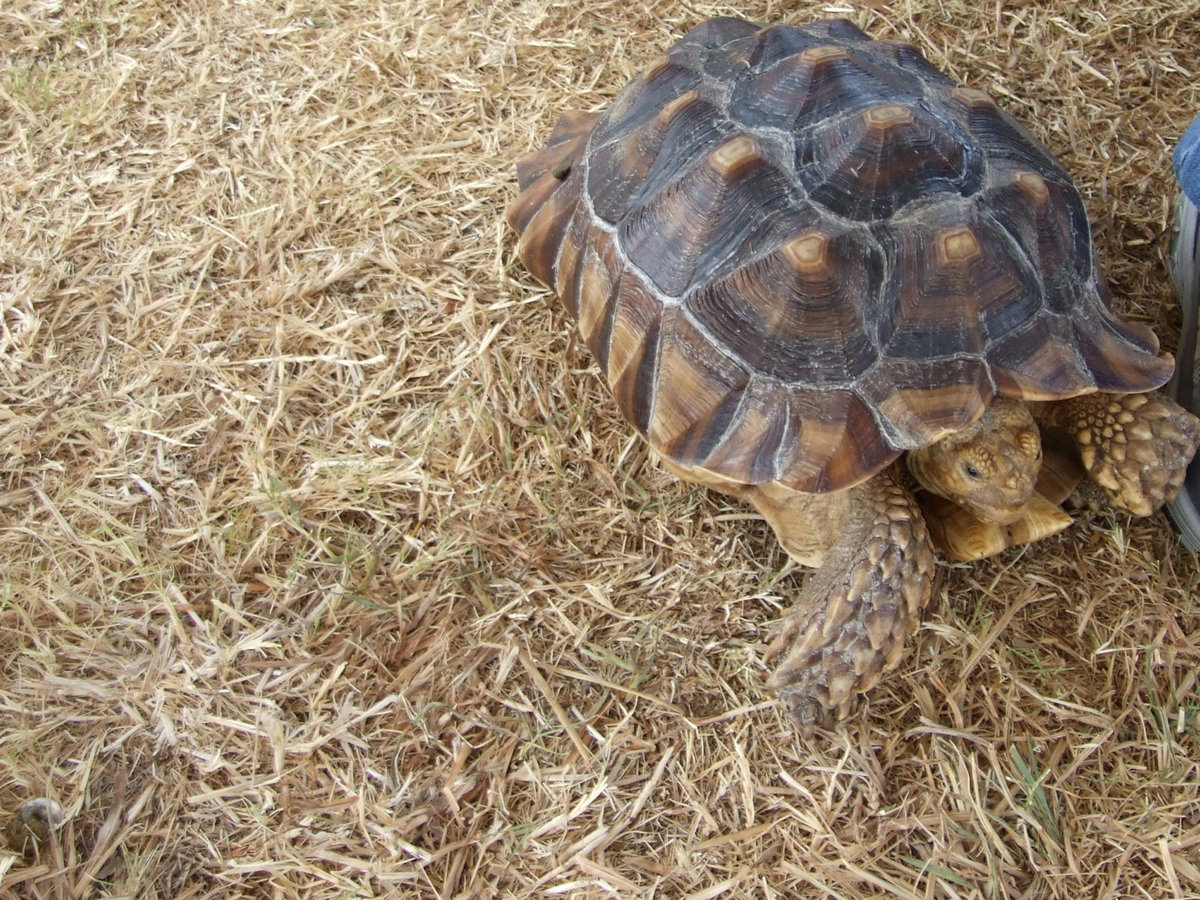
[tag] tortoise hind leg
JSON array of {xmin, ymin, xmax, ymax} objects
[
  {"xmin": 761, "ymin": 466, "xmax": 936, "ymax": 733},
  {"xmin": 1034, "ymin": 392, "xmax": 1200, "ymax": 516}
]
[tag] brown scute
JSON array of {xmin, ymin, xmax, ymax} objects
[
  {"xmin": 513, "ymin": 109, "xmax": 600, "ymax": 191},
  {"xmin": 596, "ymin": 57, "xmax": 703, "ymax": 146},
  {"xmin": 772, "ymin": 389, "xmax": 901, "ymax": 492},
  {"xmin": 744, "ymin": 22, "xmax": 839, "ymax": 71},
  {"xmin": 733, "ymin": 42, "xmax": 898, "ymax": 131},
  {"xmin": 686, "ymin": 220, "xmax": 880, "ymax": 384},
  {"xmin": 990, "ymin": 293, "xmax": 1171, "ymax": 400},
  {"xmin": 649, "ymin": 309, "xmax": 752, "ymax": 465},
  {"xmin": 1014, "ymin": 170, "xmax": 1051, "ymax": 203},
  {"xmin": 605, "ymin": 274, "xmax": 664, "ymax": 435},
  {"xmin": 698, "ymin": 377, "xmax": 792, "ymax": 485},
  {"xmin": 506, "ymin": 165, "xmax": 560, "ymax": 250},
  {"xmin": 589, "ymin": 91, "xmax": 724, "ymax": 226},
  {"xmin": 858, "ymin": 357, "xmax": 993, "ymax": 448},
  {"xmin": 509, "ymin": 166, "xmax": 586, "ymax": 291},
  {"xmin": 586, "ymin": 69, "xmax": 704, "ymax": 222},
  {"xmin": 1073, "ymin": 312, "xmax": 1174, "ymax": 394},
  {"xmin": 800, "ymin": 104, "xmax": 981, "ymax": 220},
  {"xmin": 585, "ymin": 122, "xmax": 666, "ymax": 225},
  {"xmin": 672, "ymin": 15, "xmax": 761, "ymax": 52},
  {"xmin": 800, "ymin": 45, "xmax": 851, "ymax": 64},
  {"xmin": 552, "ymin": 204, "xmax": 590, "ymax": 321},
  {"xmin": 573, "ymin": 234, "xmax": 624, "ymax": 364},
  {"xmin": 990, "ymin": 315, "xmax": 1097, "ymax": 399},
  {"xmin": 889, "ymin": 41, "xmax": 959, "ymax": 85},
  {"xmin": 550, "ymin": 202, "xmax": 591, "ymax": 319},
  {"xmin": 958, "ymin": 92, "xmax": 1065, "ymax": 176}
]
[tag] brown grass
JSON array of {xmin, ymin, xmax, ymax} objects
[{"xmin": 1, "ymin": 0, "xmax": 1199, "ymax": 897}]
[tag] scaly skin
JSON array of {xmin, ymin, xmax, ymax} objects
[
  {"xmin": 764, "ymin": 465, "xmax": 935, "ymax": 733},
  {"xmin": 1033, "ymin": 391, "xmax": 1200, "ymax": 516}
]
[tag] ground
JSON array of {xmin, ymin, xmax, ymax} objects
[{"xmin": 1, "ymin": 0, "xmax": 1199, "ymax": 897}]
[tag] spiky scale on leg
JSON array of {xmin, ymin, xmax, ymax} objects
[
  {"xmin": 763, "ymin": 466, "xmax": 936, "ymax": 733},
  {"xmin": 1035, "ymin": 392, "xmax": 1200, "ymax": 516}
]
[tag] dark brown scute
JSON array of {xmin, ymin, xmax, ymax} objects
[
  {"xmin": 604, "ymin": 275, "xmax": 663, "ymax": 436},
  {"xmin": 953, "ymin": 89, "xmax": 1067, "ymax": 178},
  {"xmin": 800, "ymin": 105, "xmax": 982, "ymax": 220},
  {"xmin": 744, "ymin": 22, "xmax": 837, "ymax": 71},
  {"xmin": 981, "ymin": 166, "xmax": 1092, "ymax": 310},
  {"xmin": 506, "ymin": 110, "xmax": 596, "ymax": 289},
  {"xmin": 877, "ymin": 204, "xmax": 1038, "ymax": 355},
  {"xmin": 599, "ymin": 93, "xmax": 729, "ymax": 227},
  {"xmin": 550, "ymin": 202, "xmax": 589, "ymax": 319},
  {"xmin": 508, "ymin": 165, "xmax": 585, "ymax": 292},
  {"xmin": 1073, "ymin": 311, "xmax": 1174, "ymax": 393},
  {"xmin": 736, "ymin": 45, "xmax": 901, "ymax": 131},
  {"xmin": 990, "ymin": 315, "xmax": 1099, "ymax": 399},
  {"xmin": 890, "ymin": 41, "xmax": 958, "ymax": 86},
  {"xmin": 989, "ymin": 292, "xmax": 1171, "ymax": 399},
  {"xmin": 620, "ymin": 133, "xmax": 794, "ymax": 297},
  {"xmin": 586, "ymin": 66, "xmax": 705, "ymax": 222},
  {"xmin": 686, "ymin": 220, "xmax": 880, "ymax": 384},
  {"xmin": 699, "ymin": 378, "xmax": 792, "ymax": 485},
  {"xmin": 673, "ymin": 16, "xmax": 760, "ymax": 52},
  {"xmin": 547, "ymin": 199, "xmax": 614, "ymax": 324}
]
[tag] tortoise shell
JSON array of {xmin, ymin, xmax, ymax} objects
[{"xmin": 507, "ymin": 17, "xmax": 1173, "ymax": 493}]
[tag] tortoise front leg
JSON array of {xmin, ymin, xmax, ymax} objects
[
  {"xmin": 760, "ymin": 465, "xmax": 936, "ymax": 733},
  {"xmin": 1034, "ymin": 392, "xmax": 1200, "ymax": 516}
]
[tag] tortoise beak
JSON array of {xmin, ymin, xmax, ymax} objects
[{"xmin": 973, "ymin": 500, "xmax": 1032, "ymax": 527}]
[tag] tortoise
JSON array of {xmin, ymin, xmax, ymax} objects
[{"xmin": 506, "ymin": 17, "xmax": 1200, "ymax": 730}]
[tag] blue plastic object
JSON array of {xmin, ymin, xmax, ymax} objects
[
  {"xmin": 1174, "ymin": 114, "xmax": 1200, "ymax": 207},
  {"xmin": 1167, "ymin": 116, "xmax": 1200, "ymax": 550}
]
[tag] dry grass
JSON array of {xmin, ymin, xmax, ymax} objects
[{"xmin": 1, "ymin": 0, "xmax": 1198, "ymax": 897}]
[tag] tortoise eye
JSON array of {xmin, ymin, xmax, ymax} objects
[{"xmin": 964, "ymin": 463, "xmax": 982, "ymax": 480}]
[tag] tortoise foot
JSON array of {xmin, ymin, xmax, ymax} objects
[{"xmin": 1053, "ymin": 392, "xmax": 1200, "ymax": 516}]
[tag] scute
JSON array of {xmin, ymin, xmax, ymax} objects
[
  {"xmin": 588, "ymin": 88, "xmax": 716, "ymax": 225},
  {"xmin": 620, "ymin": 131, "xmax": 793, "ymax": 297},
  {"xmin": 506, "ymin": 17, "xmax": 1176, "ymax": 494},
  {"xmin": 875, "ymin": 203, "xmax": 1040, "ymax": 356},
  {"xmin": 980, "ymin": 166, "xmax": 1093, "ymax": 311},
  {"xmin": 798, "ymin": 103, "xmax": 982, "ymax": 220},
  {"xmin": 858, "ymin": 357, "xmax": 993, "ymax": 448},
  {"xmin": 649, "ymin": 308, "xmax": 752, "ymax": 465},
  {"xmin": 685, "ymin": 218, "xmax": 881, "ymax": 384}
]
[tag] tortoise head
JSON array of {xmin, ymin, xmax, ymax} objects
[{"xmin": 907, "ymin": 397, "xmax": 1042, "ymax": 526}]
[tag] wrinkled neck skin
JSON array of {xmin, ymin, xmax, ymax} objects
[{"xmin": 907, "ymin": 397, "xmax": 1042, "ymax": 525}]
